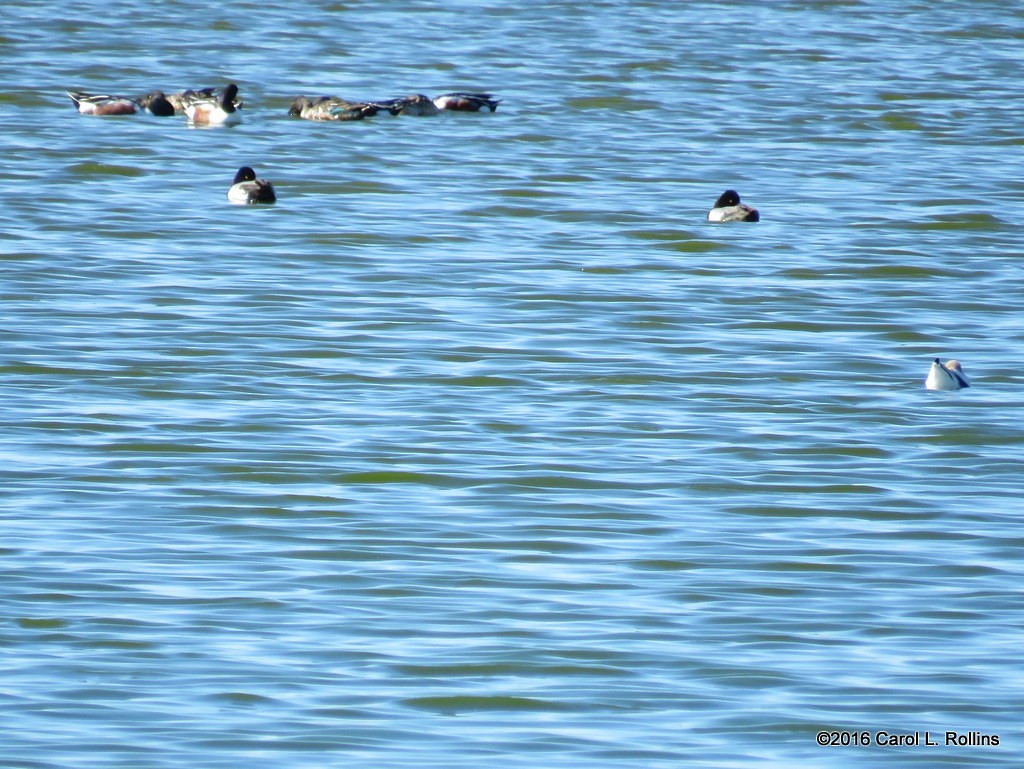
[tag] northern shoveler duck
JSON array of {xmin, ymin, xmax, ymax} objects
[
  {"xmin": 288, "ymin": 95, "xmax": 397, "ymax": 121},
  {"xmin": 227, "ymin": 166, "xmax": 276, "ymax": 205},
  {"xmin": 66, "ymin": 91, "xmax": 138, "ymax": 116},
  {"xmin": 925, "ymin": 358, "xmax": 970, "ymax": 391},
  {"xmin": 135, "ymin": 90, "xmax": 176, "ymax": 116},
  {"xmin": 707, "ymin": 190, "xmax": 760, "ymax": 222},
  {"xmin": 165, "ymin": 86, "xmax": 243, "ymax": 114},
  {"xmin": 432, "ymin": 92, "xmax": 500, "ymax": 112},
  {"xmin": 183, "ymin": 83, "xmax": 242, "ymax": 125},
  {"xmin": 389, "ymin": 92, "xmax": 501, "ymax": 115}
]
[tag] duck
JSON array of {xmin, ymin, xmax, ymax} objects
[
  {"xmin": 135, "ymin": 90, "xmax": 176, "ymax": 116},
  {"xmin": 66, "ymin": 91, "xmax": 139, "ymax": 116},
  {"xmin": 388, "ymin": 92, "xmax": 502, "ymax": 115},
  {"xmin": 183, "ymin": 83, "xmax": 242, "ymax": 125},
  {"xmin": 390, "ymin": 94, "xmax": 440, "ymax": 116},
  {"xmin": 432, "ymin": 92, "xmax": 501, "ymax": 112},
  {"xmin": 165, "ymin": 85, "xmax": 244, "ymax": 114},
  {"xmin": 707, "ymin": 190, "xmax": 760, "ymax": 222},
  {"xmin": 288, "ymin": 95, "xmax": 396, "ymax": 121},
  {"xmin": 924, "ymin": 358, "xmax": 970, "ymax": 391},
  {"xmin": 227, "ymin": 166, "xmax": 276, "ymax": 205}
]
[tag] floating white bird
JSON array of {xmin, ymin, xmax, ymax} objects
[{"xmin": 925, "ymin": 358, "xmax": 970, "ymax": 391}]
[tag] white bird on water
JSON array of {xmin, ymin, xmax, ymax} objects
[{"xmin": 925, "ymin": 358, "xmax": 970, "ymax": 391}]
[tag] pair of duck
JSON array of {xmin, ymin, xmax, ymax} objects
[
  {"xmin": 67, "ymin": 84, "xmax": 242, "ymax": 125},
  {"xmin": 288, "ymin": 91, "xmax": 500, "ymax": 121},
  {"xmin": 227, "ymin": 172, "xmax": 759, "ymax": 219}
]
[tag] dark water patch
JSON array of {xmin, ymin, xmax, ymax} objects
[
  {"xmin": 16, "ymin": 618, "xmax": 70, "ymax": 629},
  {"xmin": 433, "ymin": 375, "xmax": 529, "ymax": 387},
  {"xmin": 99, "ymin": 440, "xmax": 223, "ymax": 454},
  {"xmin": 72, "ymin": 638, "xmax": 156, "ymax": 650},
  {"xmin": 331, "ymin": 471, "xmax": 471, "ymax": 487},
  {"xmin": 12, "ymin": 593, "xmax": 79, "ymax": 603},
  {"xmin": 878, "ymin": 112, "xmax": 924, "ymax": 130},
  {"xmin": 904, "ymin": 212, "xmax": 1008, "ymax": 231},
  {"xmin": 403, "ymin": 695, "xmax": 571, "ymax": 713},
  {"xmin": 848, "ymin": 264, "xmax": 971, "ymax": 279},
  {"xmin": 622, "ymin": 228, "xmax": 695, "ymax": 242},
  {"xmin": 772, "ymin": 445, "xmax": 892, "ymax": 459},
  {"xmin": 507, "ymin": 132, "xmax": 560, "ymax": 143},
  {"xmin": 394, "ymin": 662, "xmax": 629, "ymax": 678},
  {"xmin": 534, "ymin": 173, "xmax": 596, "ymax": 183},
  {"xmin": 462, "ymin": 204, "xmax": 545, "ymax": 218},
  {"xmin": 495, "ymin": 187, "xmax": 557, "ymax": 198},
  {"xmin": 565, "ymin": 96, "xmax": 660, "ymax": 111},
  {"xmin": 657, "ymin": 239, "xmax": 734, "ymax": 253},
  {"xmin": 65, "ymin": 162, "xmax": 146, "ymax": 177},
  {"xmin": 204, "ymin": 691, "xmax": 278, "ymax": 704},
  {"xmin": 878, "ymin": 90, "xmax": 958, "ymax": 102},
  {"xmin": 724, "ymin": 503, "xmax": 932, "ymax": 520},
  {"xmin": 908, "ymin": 610, "xmax": 987, "ymax": 622},
  {"xmin": 752, "ymin": 560, "xmax": 858, "ymax": 574}
]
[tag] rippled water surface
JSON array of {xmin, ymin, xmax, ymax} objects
[{"xmin": 3, "ymin": 1, "xmax": 1024, "ymax": 767}]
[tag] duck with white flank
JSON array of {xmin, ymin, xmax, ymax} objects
[
  {"xmin": 389, "ymin": 92, "xmax": 501, "ymax": 116},
  {"xmin": 182, "ymin": 83, "xmax": 242, "ymax": 125},
  {"xmin": 707, "ymin": 190, "xmax": 760, "ymax": 222},
  {"xmin": 227, "ymin": 166, "xmax": 276, "ymax": 205},
  {"xmin": 162, "ymin": 86, "xmax": 243, "ymax": 114},
  {"xmin": 66, "ymin": 91, "xmax": 140, "ymax": 116},
  {"xmin": 432, "ymin": 92, "xmax": 501, "ymax": 112},
  {"xmin": 925, "ymin": 358, "xmax": 970, "ymax": 391}
]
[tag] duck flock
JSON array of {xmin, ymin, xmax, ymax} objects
[
  {"xmin": 66, "ymin": 82, "xmax": 753, "ymax": 219},
  {"xmin": 68, "ymin": 83, "xmax": 504, "ymax": 199},
  {"xmin": 67, "ymin": 83, "xmax": 505, "ymax": 206},
  {"xmin": 65, "ymin": 82, "xmax": 968, "ymax": 388}
]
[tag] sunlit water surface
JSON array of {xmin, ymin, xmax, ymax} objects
[{"xmin": 2, "ymin": 1, "xmax": 1024, "ymax": 767}]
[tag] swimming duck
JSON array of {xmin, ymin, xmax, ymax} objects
[
  {"xmin": 288, "ymin": 95, "xmax": 396, "ymax": 121},
  {"xmin": 165, "ymin": 86, "xmax": 243, "ymax": 114},
  {"xmin": 66, "ymin": 91, "xmax": 139, "ymax": 116},
  {"xmin": 391, "ymin": 94, "xmax": 441, "ymax": 116},
  {"xmin": 924, "ymin": 358, "xmax": 970, "ymax": 391},
  {"xmin": 707, "ymin": 190, "xmax": 760, "ymax": 222},
  {"xmin": 389, "ymin": 92, "xmax": 501, "ymax": 115},
  {"xmin": 183, "ymin": 83, "xmax": 242, "ymax": 125},
  {"xmin": 432, "ymin": 92, "xmax": 501, "ymax": 112},
  {"xmin": 135, "ymin": 90, "xmax": 176, "ymax": 116},
  {"xmin": 227, "ymin": 166, "xmax": 276, "ymax": 205}
]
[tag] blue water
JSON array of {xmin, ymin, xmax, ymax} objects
[{"xmin": 2, "ymin": 1, "xmax": 1024, "ymax": 767}]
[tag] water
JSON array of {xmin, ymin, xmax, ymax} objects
[{"xmin": 2, "ymin": 1, "xmax": 1023, "ymax": 767}]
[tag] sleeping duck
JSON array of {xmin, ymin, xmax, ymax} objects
[
  {"xmin": 288, "ymin": 95, "xmax": 397, "ymax": 121},
  {"xmin": 707, "ymin": 189, "xmax": 759, "ymax": 222},
  {"xmin": 227, "ymin": 166, "xmax": 276, "ymax": 205},
  {"xmin": 66, "ymin": 91, "xmax": 139, "ymax": 115},
  {"xmin": 182, "ymin": 83, "xmax": 242, "ymax": 125},
  {"xmin": 432, "ymin": 92, "xmax": 501, "ymax": 112}
]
